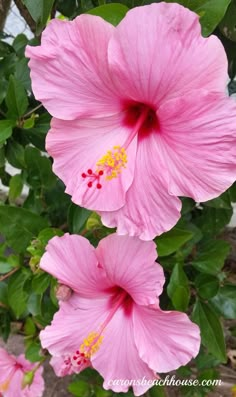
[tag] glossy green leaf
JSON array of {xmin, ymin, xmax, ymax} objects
[
  {"xmin": 0, "ymin": 120, "xmax": 15, "ymax": 144},
  {"xmin": 192, "ymin": 239, "xmax": 230, "ymax": 275},
  {"xmin": 8, "ymin": 270, "xmax": 31, "ymax": 318},
  {"xmin": 211, "ymin": 285, "xmax": 236, "ymax": 319},
  {"xmin": 0, "ymin": 206, "xmax": 48, "ymax": 253},
  {"xmin": 156, "ymin": 227, "xmax": 193, "ymax": 256},
  {"xmin": 219, "ymin": 0, "xmax": 236, "ymax": 42},
  {"xmin": 9, "ymin": 174, "xmax": 23, "ymax": 201},
  {"xmin": 192, "ymin": 300, "xmax": 227, "ymax": 362},
  {"xmin": 195, "ymin": 274, "xmax": 219, "ymax": 299},
  {"xmin": 167, "ymin": 262, "xmax": 190, "ymax": 311},
  {"xmin": 25, "ymin": 146, "xmax": 56, "ymax": 189},
  {"xmin": 6, "ymin": 140, "xmax": 25, "ymax": 169},
  {"xmin": 68, "ymin": 380, "xmax": 90, "ymax": 397},
  {"xmin": 68, "ymin": 204, "xmax": 91, "ymax": 234},
  {"xmin": 23, "ymin": 0, "xmax": 55, "ymax": 32},
  {"xmin": 195, "ymin": 206, "xmax": 233, "ymax": 236},
  {"xmin": 5, "ymin": 75, "xmax": 29, "ymax": 118},
  {"xmin": 87, "ymin": 3, "xmax": 129, "ymax": 26},
  {"xmin": 166, "ymin": 0, "xmax": 231, "ymax": 36}
]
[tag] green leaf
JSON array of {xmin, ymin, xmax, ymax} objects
[
  {"xmin": 9, "ymin": 174, "xmax": 23, "ymax": 201},
  {"xmin": 0, "ymin": 256, "xmax": 15, "ymax": 274},
  {"xmin": 192, "ymin": 300, "xmax": 226, "ymax": 362},
  {"xmin": 205, "ymin": 190, "xmax": 232, "ymax": 210},
  {"xmin": 25, "ymin": 112, "xmax": 50, "ymax": 151},
  {"xmin": 68, "ymin": 380, "xmax": 90, "ymax": 397},
  {"xmin": 32, "ymin": 273, "xmax": 51, "ymax": 294},
  {"xmin": 211, "ymin": 285, "xmax": 236, "ymax": 319},
  {"xmin": 0, "ymin": 282, "xmax": 8, "ymax": 306},
  {"xmin": 6, "ymin": 140, "xmax": 25, "ymax": 169},
  {"xmin": 8, "ymin": 270, "xmax": 31, "ymax": 318},
  {"xmin": 192, "ymin": 239, "xmax": 230, "ymax": 275},
  {"xmin": 23, "ymin": 0, "xmax": 55, "ymax": 32},
  {"xmin": 167, "ymin": 262, "xmax": 190, "ymax": 311},
  {"xmin": 25, "ymin": 340, "xmax": 42, "ymax": 362},
  {"xmin": 166, "ymin": 0, "xmax": 231, "ymax": 36},
  {"xmin": 25, "ymin": 146, "xmax": 56, "ymax": 189},
  {"xmin": 87, "ymin": 3, "xmax": 129, "ymax": 26},
  {"xmin": 195, "ymin": 206, "xmax": 233, "ymax": 236},
  {"xmin": 0, "ymin": 120, "xmax": 16, "ymax": 144},
  {"xmin": 195, "ymin": 274, "xmax": 219, "ymax": 299},
  {"xmin": 5, "ymin": 75, "xmax": 29, "ymax": 118},
  {"xmin": 229, "ymin": 182, "xmax": 236, "ymax": 202},
  {"xmin": 156, "ymin": 227, "xmax": 193, "ymax": 256},
  {"xmin": 68, "ymin": 204, "xmax": 91, "ymax": 234},
  {"xmin": 0, "ymin": 206, "xmax": 48, "ymax": 253},
  {"xmin": 24, "ymin": 317, "xmax": 36, "ymax": 336},
  {"xmin": 219, "ymin": 0, "xmax": 236, "ymax": 42}
]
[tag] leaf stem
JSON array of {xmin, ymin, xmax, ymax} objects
[{"xmin": 23, "ymin": 104, "xmax": 43, "ymax": 118}]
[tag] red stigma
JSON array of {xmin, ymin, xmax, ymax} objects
[
  {"xmin": 97, "ymin": 183, "xmax": 102, "ymax": 189},
  {"xmin": 81, "ymin": 173, "xmax": 86, "ymax": 178},
  {"xmin": 88, "ymin": 182, "xmax": 93, "ymax": 188},
  {"xmin": 99, "ymin": 170, "xmax": 104, "ymax": 176},
  {"xmin": 87, "ymin": 169, "xmax": 93, "ymax": 175}
]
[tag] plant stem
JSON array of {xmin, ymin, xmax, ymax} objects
[{"xmin": 0, "ymin": 267, "xmax": 19, "ymax": 281}]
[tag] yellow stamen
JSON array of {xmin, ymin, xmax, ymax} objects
[
  {"xmin": 79, "ymin": 331, "xmax": 103, "ymax": 358},
  {"xmin": 96, "ymin": 146, "xmax": 127, "ymax": 181}
]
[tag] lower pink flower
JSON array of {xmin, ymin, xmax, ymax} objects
[
  {"xmin": 0, "ymin": 349, "xmax": 44, "ymax": 397},
  {"xmin": 40, "ymin": 233, "xmax": 200, "ymax": 396}
]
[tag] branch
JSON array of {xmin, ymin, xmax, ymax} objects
[
  {"xmin": 0, "ymin": 0, "xmax": 11, "ymax": 31},
  {"xmin": 13, "ymin": 0, "xmax": 36, "ymax": 34}
]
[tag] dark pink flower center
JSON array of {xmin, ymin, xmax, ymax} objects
[
  {"xmin": 81, "ymin": 102, "xmax": 157, "ymax": 189},
  {"xmin": 123, "ymin": 101, "xmax": 158, "ymax": 136}
]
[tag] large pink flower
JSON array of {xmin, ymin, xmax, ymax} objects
[
  {"xmin": 39, "ymin": 233, "xmax": 200, "ymax": 396},
  {"xmin": 26, "ymin": 2, "xmax": 236, "ymax": 240},
  {"xmin": 0, "ymin": 349, "xmax": 44, "ymax": 397}
]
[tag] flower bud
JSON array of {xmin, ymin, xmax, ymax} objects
[
  {"xmin": 22, "ymin": 370, "xmax": 34, "ymax": 389},
  {"xmin": 55, "ymin": 284, "xmax": 72, "ymax": 301}
]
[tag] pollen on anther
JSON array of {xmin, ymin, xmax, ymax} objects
[{"xmin": 88, "ymin": 182, "xmax": 93, "ymax": 188}]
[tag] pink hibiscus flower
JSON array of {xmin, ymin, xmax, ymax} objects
[
  {"xmin": 39, "ymin": 233, "xmax": 200, "ymax": 395},
  {"xmin": 0, "ymin": 349, "xmax": 44, "ymax": 397},
  {"xmin": 26, "ymin": 2, "xmax": 236, "ymax": 240}
]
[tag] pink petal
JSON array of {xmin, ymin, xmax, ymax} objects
[
  {"xmin": 47, "ymin": 116, "xmax": 137, "ymax": 211},
  {"xmin": 100, "ymin": 131, "xmax": 181, "ymax": 240},
  {"xmin": 26, "ymin": 15, "xmax": 120, "ymax": 120},
  {"xmin": 157, "ymin": 91, "xmax": 236, "ymax": 202},
  {"xmin": 0, "ymin": 348, "xmax": 16, "ymax": 384},
  {"xmin": 92, "ymin": 305, "xmax": 156, "ymax": 396},
  {"xmin": 133, "ymin": 306, "xmax": 200, "ymax": 373},
  {"xmin": 4, "ymin": 369, "xmax": 23, "ymax": 397},
  {"xmin": 108, "ymin": 3, "xmax": 228, "ymax": 106},
  {"xmin": 40, "ymin": 294, "xmax": 109, "ymax": 357},
  {"xmin": 40, "ymin": 234, "xmax": 112, "ymax": 297},
  {"xmin": 96, "ymin": 234, "xmax": 165, "ymax": 305},
  {"xmin": 49, "ymin": 356, "xmax": 74, "ymax": 377}
]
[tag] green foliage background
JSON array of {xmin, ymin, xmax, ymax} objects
[{"xmin": 1, "ymin": 0, "xmax": 236, "ymax": 396}]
